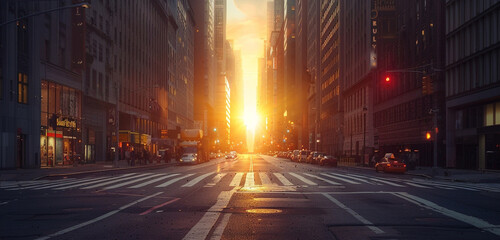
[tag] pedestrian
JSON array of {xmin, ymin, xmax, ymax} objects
[
  {"xmin": 130, "ymin": 149, "xmax": 135, "ymax": 166},
  {"xmin": 125, "ymin": 149, "xmax": 131, "ymax": 166},
  {"xmin": 144, "ymin": 149, "xmax": 150, "ymax": 164}
]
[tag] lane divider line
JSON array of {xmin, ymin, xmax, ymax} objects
[
  {"xmin": 182, "ymin": 187, "xmax": 238, "ymax": 240},
  {"xmin": 322, "ymin": 193, "xmax": 384, "ymax": 234},
  {"xmin": 35, "ymin": 191, "xmax": 164, "ymax": 240},
  {"xmin": 393, "ymin": 192, "xmax": 500, "ymax": 237}
]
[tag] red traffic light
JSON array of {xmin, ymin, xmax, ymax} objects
[
  {"xmin": 426, "ymin": 132, "xmax": 431, "ymax": 140},
  {"xmin": 385, "ymin": 76, "xmax": 391, "ymax": 83}
]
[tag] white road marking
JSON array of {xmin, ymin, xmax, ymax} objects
[
  {"xmin": 244, "ymin": 172, "xmax": 255, "ymax": 187},
  {"xmin": 289, "ymin": 172, "xmax": 317, "ymax": 185},
  {"xmin": 404, "ymin": 182, "xmax": 432, "ymax": 189},
  {"xmin": 30, "ymin": 177, "xmax": 109, "ymax": 190},
  {"xmin": 182, "ymin": 172, "xmax": 215, "ymax": 187},
  {"xmin": 394, "ymin": 192, "xmax": 500, "ymax": 237},
  {"xmin": 156, "ymin": 174, "xmax": 194, "ymax": 187},
  {"xmin": 54, "ymin": 173, "xmax": 137, "ymax": 190},
  {"xmin": 81, "ymin": 173, "xmax": 153, "ymax": 189},
  {"xmin": 229, "ymin": 173, "xmax": 244, "ymax": 186},
  {"xmin": 128, "ymin": 174, "xmax": 179, "ymax": 188},
  {"xmin": 1, "ymin": 180, "xmax": 51, "ymax": 188},
  {"xmin": 182, "ymin": 187, "xmax": 238, "ymax": 240},
  {"xmin": 34, "ymin": 191, "xmax": 163, "ymax": 240},
  {"xmin": 347, "ymin": 173, "xmax": 405, "ymax": 187},
  {"xmin": 7, "ymin": 179, "xmax": 84, "ymax": 190},
  {"xmin": 321, "ymin": 173, "xmax": 361, "ymax": 184},
  {"xmin": 303, "ymin": 173, "xmax": 341, "ymax": 185},
  {"xmin": 209, "ymin": 213, "xmax": 232, "ymax": 240},
  {"xmin": 104, "ymin": 174, "xmax": 165, "ymax": 190},
  {"xmin": 273, "ymin": 173, "xmax": 294, "ymax": 186},
  {"xmin": 322, "ymin": 193, "xmax": 384, "ymax": 234},
  {"xmin": 204, "ymin": 173, "xmax": 227, "ymax": 187},
  {"xmin": 259, "ymin": 172, "xmax": 273, "ymax": 185},
  {"xmin": 326, "ymin": 173, "xmax": 374, "ymax": 184}
]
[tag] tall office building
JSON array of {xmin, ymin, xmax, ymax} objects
[
  {"xmin": 319, "ymin": 0, "xmax": 343, "ymax": 155},
  {"xmin": 373, "ymin": 0, "xmax": 445, "ymax": 168},
  {"xmin": 306, "ymin": 0, "xmax": 320, "ymax": 151},
  {"xmin": 445, "ymin": 1, "xmax": 500, "ymax": 170},
  {"xmin": 190, "ymin": 0, "xmax": 216, "ymax": 136},
  {"xmin": 1, "ymin": 1, "xmax": 85, "ymax": 169},
  {"xmin": 295, "ymin": 0, "xmax": 309, "ymax": 149}
]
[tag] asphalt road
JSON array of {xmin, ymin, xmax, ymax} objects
[{"xmin": 1, "ymin": 154, "xmax": 500, "ymax": 240}]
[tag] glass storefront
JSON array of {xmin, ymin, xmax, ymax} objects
[{"xmin": 40, "ymin": 80, "xmax": 82, "ymax": 167}]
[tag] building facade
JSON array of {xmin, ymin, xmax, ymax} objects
[
  {"xmin": 445, "ymin": 0, "xmax": 500, "ymax": 170},
  {"xmin": 190, "ymin": 0, "xmax": 216, "ymax": 137}
]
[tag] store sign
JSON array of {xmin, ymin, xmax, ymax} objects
[
  {"xmin": 56, "ymin": 117, "xmax": 77, "ymax": 128},
  {"xmin": 160, "ymin": 129, "xmax": 168, "ymax": 139},
  {"xmin": 141, "ymin": 134, "xmax": 151, "ymax": 145},
  {"xmin": 119, "ymin": 131, "xmax": 131, "ymax": 143}
]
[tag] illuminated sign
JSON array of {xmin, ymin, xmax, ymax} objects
[{"xmin": 56, "ymin": 117, "xmax": 77, "ymax": 128}]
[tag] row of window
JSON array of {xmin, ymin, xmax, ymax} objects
[
  {"xmin": 446, "ymin": 48, "xmax": 500, "ymax": 97},
  {"xmin": 374, "ymin": 96, "xmax": 432, "ymax": 128}
]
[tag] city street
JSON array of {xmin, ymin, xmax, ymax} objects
[{"xmin": 1, "ymin": 154, "xmax": 500, "ymax": 240}]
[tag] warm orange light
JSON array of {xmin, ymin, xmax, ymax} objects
[{"xmin": 426, "ymin": 132, "xmax": 431, "ymax": 140}]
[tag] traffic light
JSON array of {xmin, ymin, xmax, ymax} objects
[
  {"xmin": 385, "ymin": 76, "xmax": 391, "ymax": 83},
  {"xmin": 422, "ymin": 76, "xmax": 433, "ymax": 95},
  {"xmin": 425, "ymin": 131, "xmax": 432, "ymax": 140}
]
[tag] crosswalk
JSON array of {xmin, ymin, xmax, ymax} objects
[{"xmin": 1, "ymin": 171, "xmax": 500, "ymax": 193}]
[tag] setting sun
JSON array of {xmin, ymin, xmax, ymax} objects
[{"xmin": 243, "ymin": 111, "xmax": 259, "ymax": 131}]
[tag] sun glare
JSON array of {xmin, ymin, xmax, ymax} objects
[{"xmin": 244, "ymin": 111, "xmax": 259, "ymax": 131}]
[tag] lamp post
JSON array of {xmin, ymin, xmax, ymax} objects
[
  {"xmin": 0, "ymin": 2, "xmax": 90, "ymax": 27},
  {"xmin": 362, "ymin": 106, "xmax": 367, "ymax": 166}
]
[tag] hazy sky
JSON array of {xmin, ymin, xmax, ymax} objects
[
  {"xmin": 227, "ymin": 0, "xmax": 267, "ymax": 151},
  {"xmin": 227, "ymin": 0, "xmax": 267, "ymax": 120}
]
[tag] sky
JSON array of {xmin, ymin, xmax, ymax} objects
[{"xmin": 226, "ymin": 0, "xmax": 267, "ymax": 151}]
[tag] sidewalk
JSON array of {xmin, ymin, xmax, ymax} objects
[
  {"xmin": 338, "ymin": 163, "xmax": 500, "ymax": 183},
  {"xmin": 0, "ymin": 160, "xmax": 176, "ymax": 181}
]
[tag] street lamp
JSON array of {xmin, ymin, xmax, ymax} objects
[
  {"xmin": 362, "ymin": 106, "xmax": 367, "ymax": 166},
  {"xmin": 0, "ymin": 2, "xmax": 90, "ymax": 27}
]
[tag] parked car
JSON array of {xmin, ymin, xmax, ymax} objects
[
  {"xmin": 179, "ymin": 153, "xmax": 198, "ymax": 165},
  {"xmin": 209, "ymin": 152, "xmax": 217, "ymax": 159},
  {"xmin": 375, "ymin": 153, "xmax": 407, "ymax": 173},
  {"xmin": 225, "ymin": 151, "xmax": 237, "ymax": 160},
  {"xmin": 319, "ymin": 155, "xmax": 337, "ymax": 167},
  {"xmin": 307, "ymin": 152, "xmax": 326, "ymax": 164},
  {"xmin": 299, "ymin": 150, "xmax": 311, "ymax": 163}
]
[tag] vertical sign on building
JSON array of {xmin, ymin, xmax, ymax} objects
[{"xmin": 370, "ymin": 0, "xmax": 378, "ymax": 68}]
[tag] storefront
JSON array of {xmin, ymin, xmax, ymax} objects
[{"xmin": 40, "ymin": 80, "xmax": 82, "ymax": 167}]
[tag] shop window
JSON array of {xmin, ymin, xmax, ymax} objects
[
  {"xmin": 485, "ymin": 103, "xmax": 494, "ymax": 126},
  {"xmin": 17, "ymin": 73, "xmax": 28, "ymax": 104},
  {"xmin": 496, "ymin": 102, "xmax": 500, "ymax": 125},
  {"xmin": 0, "ymin": 64, "xmax": 3, "ymax": 99}
]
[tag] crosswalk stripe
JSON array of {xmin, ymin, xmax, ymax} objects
[
  {"xmin": 404, "ymin": 182, "xmax": 433, "ymax": 189},
  {"xmin": 1, "ymin": 180, "xmax": 51, "ymax": 188},
  {"xmin": 156, "ymin": 174, "xmax": 194, "ymax": 187},
  {"xmin": 204, "ymin": 173, "xmax": 227, "ymax": 187},
  {"xmin": 321, "ymin": 173, "xmax": 361, "ymax": 184},
  {"xmin": 259, "ymin": 172, "xmax": 273, "ymax": 185},
  {"xmin": 289, "ymin": 172, "xmax": 317, "ymax": 185},
  {"xmin": 128, "ymin": 174, "xmax": 180, "ymax": 188},
  {"xmin": 182, "ymin": 172, "xmax": 215, "ymax": 187},
  {"xmin": 104, "ymin": 174, "xmax": 165, "ymax": 190},
  {"xmin": 303, "ymin": 173, "xmax": 341, "ymax": 185},
  {"xmin": 327, "ymin": 173, "xmax": 374, "ymax": 184},
  {"xmin": 347, "ymin": 173, "xmax": 405, "ymax": 187},
  {"xmin": 53, "ymin": 173, "xmax": 137, "ymax": 190},
  {"xmin": 229, "ymin": 173, "xmax": 244, "ymax": 186},
  {"xmin": 30, "ymin": 177, "xmax": 109, "ymax": 190},
  {"xmin": 81, "ymin": 173, "xmax": 153, "ymax": 189},
  {"xmin": 273, "ymin": 173, "xmax": 294, "ymax": 186},
  {"xmin": 244, "ymin": 172, "xmax": 255, "ymax": 187},
  {"xmin": 8, "ymin": 178, "xmax": 85, "ymax": 190},
  {"xmin": 415, "ymin": 181, "xmax": 478, "ymax": 191}
]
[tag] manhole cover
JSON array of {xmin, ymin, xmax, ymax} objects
[{"xmin": 246, "ymin": 208, "xmax": 283, "ymax": 214}]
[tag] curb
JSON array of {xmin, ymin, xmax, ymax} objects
[{"xmin": 33, "ymin": 163, "xmax": 175, "ymax": 180}]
